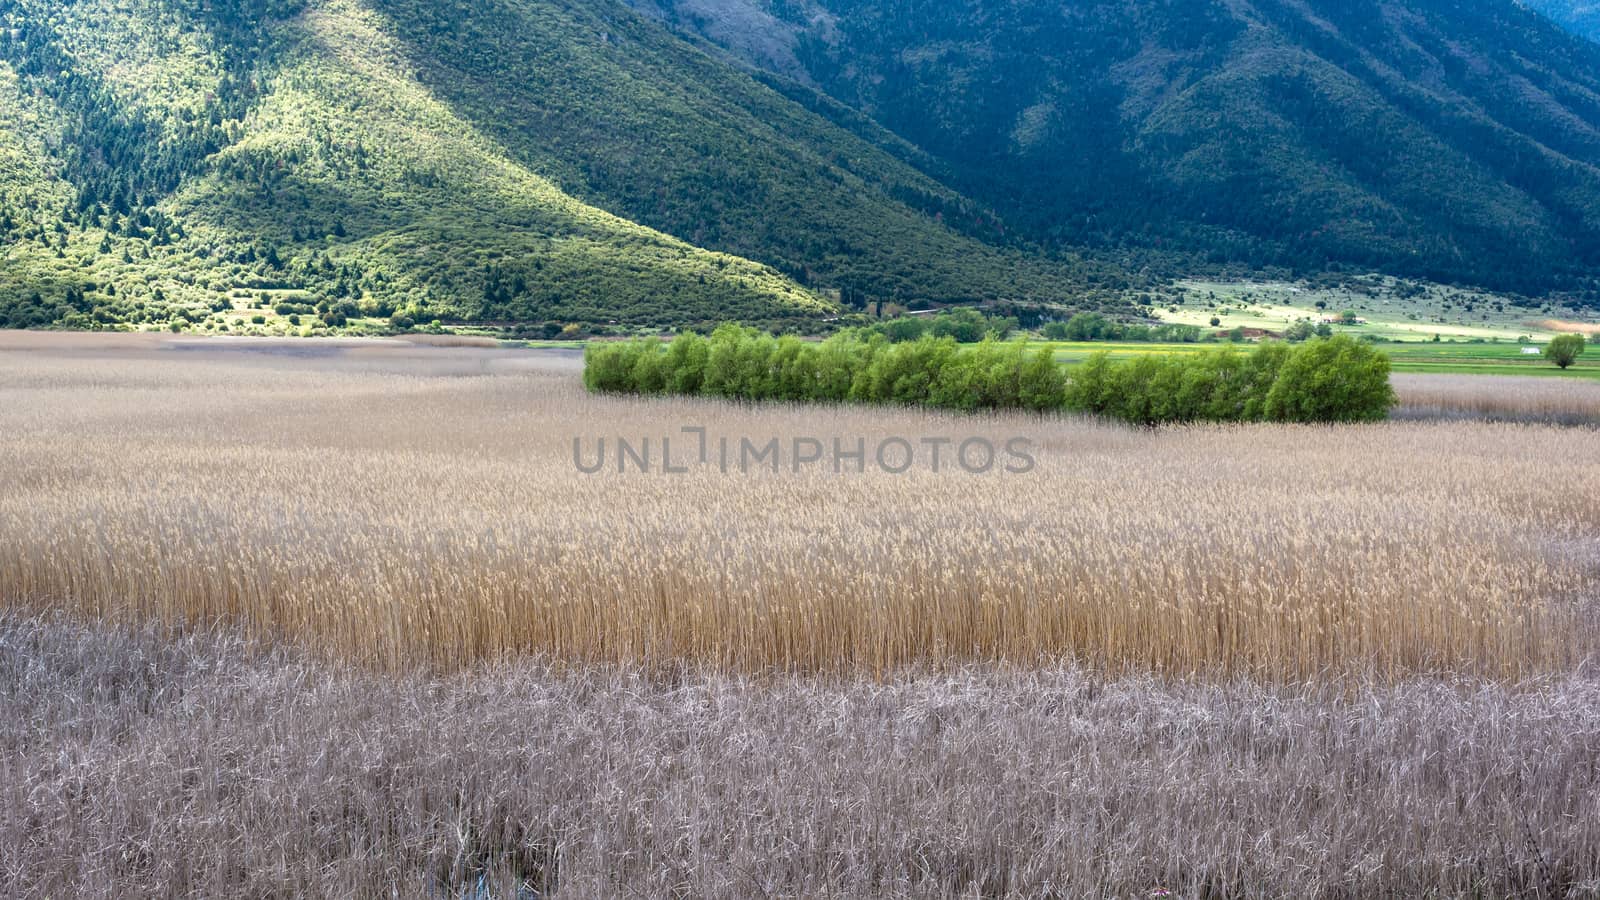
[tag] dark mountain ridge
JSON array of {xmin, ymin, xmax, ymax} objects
[{"xmin": 644, "ymin": 0, "xmax": 1600, "ymax": 299}]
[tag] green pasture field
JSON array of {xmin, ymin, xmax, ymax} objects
[
  {"xmin": 1042, "ymin": 340, "xmax": 1600, "ymax": 379},
  {"xmin": 1158, "ymin": 278, "xmax": 1594, "ymax": 343}
]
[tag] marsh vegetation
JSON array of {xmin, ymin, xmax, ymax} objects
[{"xmin": 1, "ymin": 332, "xmax": 1598, "ymax": 896}]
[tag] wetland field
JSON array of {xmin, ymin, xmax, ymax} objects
[{"xmin": 2, "ymin": 331, "xmax": 1599, "ymax": 897}]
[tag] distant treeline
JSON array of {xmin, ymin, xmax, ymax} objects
[
  {"xmin": 860, "ymin": 308, "xmax": 1018, "ymax": 343},
  {"xmin": 860, "ymin": 309, "xmax": 1205, "ymax": 344},
  {"xmin": 1040, "ymin": 312, "xmax": 1203, "ymax": 343},
  {"xmin": 584, "ymin": 325, "xmax": 1395, "ymax": 425}
]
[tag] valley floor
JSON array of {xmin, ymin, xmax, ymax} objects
[{"xmin": 1, "ymin": 330, "xmax": 1598, "ymax": 897}]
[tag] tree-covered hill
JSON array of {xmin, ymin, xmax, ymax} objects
[
  {"xmin": 7, "ymin": 0, "xmax": 1600, "ymax": 335},
  {"xmin": 0, "ymin": 0, "xmax": 1110, "ymax": 333},
  {"xmin": 0, "ymin": 0, "xmax": 832, "ymax": 330},
  {"xmin": 1523, "ymin": 0, "xmax": 1600, "ymax": 42},
  {"xmin": 644, "ymin": 0, "xmax": 1600, "ymax": 301},
  {"xmin": 363, "ymin": 0, "xmax": 1121, "ymax": 309}
]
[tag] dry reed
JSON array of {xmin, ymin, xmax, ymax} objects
[
  {"xmin": 1394, "ymin": 373, "xmax": 1600, "ymax": 425},
  {"xmin": 1527, "ymin": 319, "xmax": 1600, "ymax": 337},
  {"xmin": 3, "ymin": 612, "xmax": 1599, "ymax": 898},
  {"xmin": 0, "ymin": 333, "xmax": 1597, "ymax": 679}
]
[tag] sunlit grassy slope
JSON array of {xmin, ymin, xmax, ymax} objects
[
  {"xmin": 362, "ymin": 0, "xmax": 1114, "ymax": 309},
  {"xmin": 0, "ymin": 0, "xmax": 836, "ymax": 331},
  {"xmin": 0, "ymin": 0, "xmax": 1126, "ymax": 333},
  {"xmin": 174, "ymin": 0, "xmax": 834, "ymax": 326}
]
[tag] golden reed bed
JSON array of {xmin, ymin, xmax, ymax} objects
[
  {"xmin": 1, "ymin": 332, "xmax": 1596, "ymax": 678},
  {"xmin": 1393, "ymin": 371, "xmax": 1600, "ymax": 425}
]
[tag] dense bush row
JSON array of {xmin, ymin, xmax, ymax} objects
[
  {"xmin": 1041, "ymin": 312, "xmax": 1203, "ymax": 343},
  {"xmin": 861, "ymin": 308, "xmax": 1018, "ymax": 343},
  {"xmin": 860, "ymin": 309, "xmax": 1205, "ymax": 346},
  {"xmin": 585, "ymin": 326, "xmax": 1396, "ymax": 424},
  {"xmin": 1065, "ymin": 338, "xmax": 1395, "ymax": 424}
]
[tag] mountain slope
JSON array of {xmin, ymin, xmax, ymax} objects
[
  {"xmin": 0, "ymin": 0, "xmax": 1126, "ymax": 334},
  {"xmin": 0, "ymin": 0, "xmax": 838, "ymax": 331},
  {"xmin": 355, "ymin": 0, "xmax": 1120, "ymax": 305},
  {"xmin": 644, "ymin": 0, "xmax": 1600, "ymax": 299},
  {"xmin": 172, "ymin": 0, "xmax": 836, "ymax": 326},
  {"xmin": 1523, "ymin": 0, "xmax": 1600, "ymax": 41},
  {"xmin": 8, "ymin": 0, "xmax": 1600, "ymax": 333}
]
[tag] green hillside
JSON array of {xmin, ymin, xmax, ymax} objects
[
  {"xmin": 7, "ymin": 0, "xmax": 1600, "ymax": 334},
  {"xmin": 0, "ymin": 0, "xmax": 1112, "ymax": 334},
  {"xmin": 646, "ymin": 0, "xmax": 1600, "ymax": 301},
  {"xmin": 364, "ymin": 0, "xmax": 1119, "ymax": 308},
  {"xmin": 0, "ymin": 0, "xmax": 838, "ymax": 331},
  {"xmin": 1523, "ymin": 0, "xmax": 1600, "ymax": 41}
]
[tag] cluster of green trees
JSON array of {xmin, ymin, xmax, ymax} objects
[
  {"xmin": 585, "ymin": 325, "xmax": 1066, "ymax": 412},
  {"xmin": 1066, "ymin": 339, "xmax": 1395, "ymax": 425},
  {"xmin": 860, "ymin": 308, "xmax": 1018, "ymax": 343},
  {"xmin": 1284, "ymin": 319, "xmax": 1337, "ymax": 342},
  {"xmin": 1040, "ymin": 312, "xmax": 1203, "ymax": 343},
  {"xmin": 860, "ymin": 308, "xmax": 1217, "ymax": 346},
  {"xmin": 586, "ymin": 325, "xmax": 1396, "ymax": 424},
  {"xmin": 1545, "ymin": 334, "xmax": 1588, "ymax": 369}
]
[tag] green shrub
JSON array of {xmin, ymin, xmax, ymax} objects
[
  {"xmin": 860, "ymin": 336, "xmax": 960, "ymax": 405},
  {"xmin": 770, "ymin": 335, "xmax": 820, "ymax": 400},
  {"xmin": 583, "ymin": 339, "xmax": 657, "ymax": 393},
  {"xmin": 661, "ymin": 332, "xmax": 710, "ymax": 394},
  {"xmin": 583, "ymin": 326, "xmax": 1396, "ymax": 424},
  {"xmin": 1061, "ymin": 350, "xmax": 1111, "ymax": 413},
  {"xmin": 1017, "ymin": 344, "xmax": 1067, "ymax": 411},
  {"xmin": 1239, "ymin": 342, "xmax": 1293, "ymax": 421},
  {"xmin": 878, "ymin": 316, "xmax": 929, "ymax": 343},
  {"xmin": 1263, "ymin": 336, "xmax": 1395, "ymax": 423},
  {"xmin": 1545, "ymin": 333, "xmax": 1586, "ymax": 369},
  {"xmin": 630, "ymin": 346, "xmax": 669, "ymax": 395},
  {"xmin": 704, "ymin": 324, "xmax": 779, "ymax": 400},
  {"xmin": 928, "ymin": 308, "xmax": 994, "ymax": 343},
  {"xmin": 813, "ymin": 331, "xmax": 871, "ymax": 401}
]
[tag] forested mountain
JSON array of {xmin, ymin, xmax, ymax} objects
[
  {"xmin": 0, "ymin": 0, "xmax": 827, "ymax": 330},
  {"xmin": 0, "ymin": 0, "xmax": 1111, "ymax": 332},
  {"xmin": 1524, "ymin": 0, "xmax": 1600, "ymax": 41},
  {"xmin": 362, "ymin": 0, "xmax": 1132, "ymax": 306},
  {"xmin": 4, "ymin": 0, "xmax": 1600, "ymax": 333},
  {"xmin": 644, "ymin": 0, "xmax": 1600, "ymax": 299}
]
